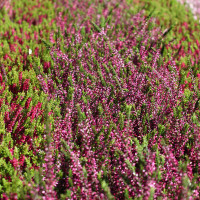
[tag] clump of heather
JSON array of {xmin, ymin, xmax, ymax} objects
[
  {"xmin": 178, "ymin": 0, "xmax": 200, "ymax": 21},
  {"xmin": 0, "ymin": 0, "xmax": 66, "ymax": 198},
  {"xmin": 0, "ymin": 0, "xmax": 10, "ymax": 10},
  {"xmin": 136, "ymin": 0, "xmax": 200, "ymax": 86},
  {"xmin": 35, "ymin": 0, "xmax": 200, "ymax": 198},
  {"xmin": 1, "ymin": 0, "xmax": 200, "ymax": 198}
]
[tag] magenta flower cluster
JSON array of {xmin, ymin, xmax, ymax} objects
[
  {"xmin": 1, "ymin": 0, "xmax": 200, "ymax": 199},
  {"xmin": 34, "ymin": 0, "xmax": 200, "ymax": 198}
]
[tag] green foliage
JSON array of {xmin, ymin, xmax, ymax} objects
[
  {"xmin": 134, "ymin": 136, "xmax": 148, "ymax": 164},
  {"xmin": 0, "ymin": 0, "xmax": 200, "ymax": 198},
  {"xmin": 101, "ymin": 180, "xmax": 115, "ymax": 200}
]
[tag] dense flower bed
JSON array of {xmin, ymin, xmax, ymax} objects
[{"xmin": 1, "ymin": 0, "xmax": 200, "ymax": 199}]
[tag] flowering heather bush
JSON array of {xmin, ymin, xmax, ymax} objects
[
  {"xmin": 0, "ymin": 0, "xmax": 64, "ymax": 198},
  {"xmin": 1, "ymin": 0, "xmax": 200, "ymax": 199},
  {"xmin": 178, "ymin": 0, "xmax": 200, "ymax": 21},
  {"xmin": 34, "ymin": 0, "xmax": 200, "ymax": 199},
  {"xmin": 135, "ymin": 0, "xmax": 200, "ymax": 83},
  {"xmin": 0, "ymin": 0, "xmax": 10, "ymax": 10}
]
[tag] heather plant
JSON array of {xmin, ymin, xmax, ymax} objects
[
  {"xmin": 133, "ymin": 0, "xmax": 200, "ymax": 84},
  {"xmin": 34, "ymin": 0, "xmax": 200, "ymax": 198},
  {"xmin": 0, "ymin": 0, "xmax": 65, "ymax": 198},
  {"xmin": 177, "ymin": 0, "xmax": 200, "ymax": 21},
  {"xmin": 1, "ymin": 0, "xmax": 200, "ymax": 199},
  {"xmin": 0, "ymin": 0, "xmax": 10, "ymax": 11}
]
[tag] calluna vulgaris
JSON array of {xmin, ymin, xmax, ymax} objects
[{"xmin": 1, "ymin": 0, "xmax": 200, "ymax": 199}]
